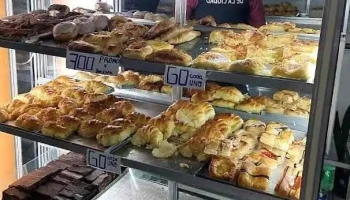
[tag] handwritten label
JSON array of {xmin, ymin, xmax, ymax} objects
[
  {"xmin": 86, "ymin": 149, "xmax": 121, "ymax": 174},
  {"xmin": 66, "ymin": 50, "xmax": 119, "ymax": 75},
  {"xmin": 164, "ymin": 65, "xmax": 207, "ymax": 90}
]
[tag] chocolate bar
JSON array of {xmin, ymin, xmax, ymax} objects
[
  {"xmin": 47, "ymin": 160, "xmax": 71, "ymax": 170},
  {"xmin": 59, "ymin": 170, "xmax": 84, "ymax": 180},
  {"xmin": 67, "ymin": 165, "xmax": 93, "ymax": 176},
  {"xmin": 84, "ymin": 170, "xmax": 104, "ymax": 183},
  {"xmin": 33, "ymin": 181, "xmax": 66, "ymax": 200},
  {"xmin": 92, "ymin": 174, "xmax": 112, "ymax": 192},
  {"xmin": 52, "ymin": 175, "xmax": 73, "ymax": 185},
  {"xmin": 2, "ymin": 187, "xmax": 31, "ymax": 200}
]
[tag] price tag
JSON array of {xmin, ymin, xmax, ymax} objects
[
  {"xmin": 66, "ymin": 50, "xmax": 119, "ymax": 75},
  {"xmin": 86, "ymin": 149, "xmax": 121, "ymax": 174},
  {"xmin": 164, "ymin": 65, "xmax": 207, "ymax": 90}
]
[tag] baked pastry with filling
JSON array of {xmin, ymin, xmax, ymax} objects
[
  {"xmin": 214, "ymin": 113, "xmax": 244, "ymax": 133},
  {"xmin": 235, "ymin": 98, "xmax": 266, "ymax": 114},
  {"xmin": 167, "ymin": 30, "xmax": 201, "ymax": 45},
  {"xmin": 84, "ymin": 93, "xmax": 108, "ymax": 104},
  {"xmin": 108, "ymin": 15, "xmax": 128, "ymax": 30},
  {"xmin": 229, "ymin": 59, "xmax": 265, "ymax": 75},
  {"xmin": 209, "ymin": 157, "xmax": 239, "ymax": 181},
  {"xmin": 273, "ymin": 90, "xmax": 300, "ymax": 105},
  {"xmin": 78, "ymin": 119, "xmax": 108, "ymax": 138},
  {"xmin": 212, "ymin": 86, "xmax": 244, "ymax": 103},
  {"xmin": 266, "ymin": 122, "xmax": 289, "ymax": 135},
  {"xmin": 102, "ymin": 43, "xmax": 126, "ymax": 56},
  {"xmin": 95, "ymin": 108, "xmax": 124, "ymax": 123},
  {"xmin": 272, "ymin": 61, "xmax": 314, "ymax": 81},
  {"xmin": 126, "ymin": 112, "xmax": 151, "ymax": 129},
  {"xmin": 173, "ymin": 121, "xmax": 197, "ymax": 140},
  {"xmin": 58, "ymin": 115, "xmax": 81, "ymax": 132},
  {"xmin": 120, "ymin": 71, "xmax": 141, "ymax": 86},
  {"xmin": 146, "ymin": 40, "xmax": 174, "ymax": 52},
  {"xmin": 161, "ymin": 85, "xmax": 172, "ymax": 94},
  {"xmin": 237, "ymin": 161, "xmax": 271, "ymax": 191},
  {"xmin": 131, "ymin": 125, "xmax": 163, "ymax": 149},
  {"xmin": 15, "ymin": 114, "xmax": 43, "ymax": 132},
  {"xmin": 110, "ymin": 101, "xmax": 136, "ymax": 116},
  {"xmin": 78, "ymin": 80, "xmax": 109, "ymax": 93},
  {"xmin": 211, "ymin": 99, "xmax": 235, "ymax": 109},
  {"xmin": 191, "ymin": 91, "xmax": 214, "ymax": 102},
  {"xmin": 285, "ymin": 108, "xmax": 309, "ymax": 118},
  {"xmin": 159, "ymin": 25, "xmax": 193, "ymax": 41},
  {"xmin": 41, "ymin": 121, "xmax": 73, "ymax": 140},
  {"xmin": 286, "ymin": 139, "xmax": 305, "ymax": 166},
  {"xmin": 68, "ymin": 108, "xmax": 94, "ymax": 121},
  {"xmin": 120, "ymin": 22, "xmax": 149, "ymax": 38},
  {"xmin": 122, "ymin": 41, "xmax": 153, "ymax": 60},
  {"xmin": 58, "ymin": 98, "xmax": 78, "ymax": 115},
  {"xmin": 97, "ymin": 123, "xmax": 136, "ymax": 147},
  {"xmin": 244, "ymin": 149, "xmax": 279, "ymax": 169},
  {"xmin": 243, "ymin": 119, "xmax": 266, "ymax": 134},
  {"xmin": 175, "ymin": 101, "xmax": 215, "ymax": 128},
  {"xmin": 83, "ymin": 102, "xmax": 105, "ymax": 116},
  {"xmin": 199, "ymin": 15, "xmax": 216, "ymax": 26},
  {"xmin": 266, "ymin": 103, "xmax": 285, "ymax": 114},
  {"xmin": 260, "ymin": 130, "xmax": 294, "ymax": 151},
  {"xmin": 145, "ymin": 49, "xmax": 193, "ymax": 66},
  {"xmin": 193, "ymin": 52, "xmax": 232, "ymax": 71},
  {"xmin": 264, "ymin": 34, "xmax": 296, "ymax": 48},
  {"xmin": 209, "ymin": 30, "xmax": 236, "ymax": 44},
  {"xmin": 67, "ymin": 41, "xmax": 102, "ymax": 53},
  {"xmin": 143, "ymin": 20, "xmax": 176, "ymax": 40}
]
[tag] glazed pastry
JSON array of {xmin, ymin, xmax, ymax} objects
[
  {"xmin": 0, "ymin": 109, "xmax": 9, "ymax": 123},
  {"xmin": 143, "ymin": 20, "xmax": 176, "ymax": 40},
  {"xmin": 78, "ymin": 119, "xmax": 108, "ymax": 138},
  {"xmin": 58, "ymin": 98, "xmax": 78, "ymax": 115},
  {"xmin": 243, "ymin": 119, "xmax": 266, "ymax": 135},
  {"xmin": 84, "ymin": 93, "xmax": 108, "ymax": 104},
  {"xmin": 152, "ymin": 141, "xmax": 177, "ymax": 158},
  {"xmin": 110, "ymin": 101, "xmax": 136, "ymax": 117},
  {"xmin": 36, "ymin": 107, "xmax": 61, "ymax": 122},
  {"xmin": 209, "ymin": 157, "xmax": 239, "ymax": 181},
  {"xmin": 122, "ymin": 41, "xmax": 153, "ymax": 60},
  {"xmin": 126, "ymin": 112, "xmax": 151, "ymax": 129},
  {"xmin": 67, "ymin": 41, "xmax": 102, "ymax": 53},
  {"xmin": 131, "ymin": 125, "xmax": 164, "ymax": 149},
  {"xmin": 58, "ymin": 115, "xmax": 81, "ymax": 132},
  {"xmin": 266, "ymin": 122, "xmax": 289, "ymax": 135},
  {"xmin": 229, "ymin": 59, "xmax": 264, "ymax": 75},
  {"xmin": 90, "ymin": 15, "xmax": 109, "ymax": 31},
  {"xmin": 97, "ymin": 123, "xmax": 136, "ymax": 147},
  {"xmin": 42, "ymin": 121, "xmax": 72, "ymax": 140},
  {"xmin": 167, "ymin": 30, "xmax": 201, "ymax": 45},
  {"xmin": 95, "ymin": 108, "xmax": 123, "ymax": 123},
  {"xmin": 15, "ymin": 114, "xmax": 42, "ymax": 132},
  {"xmin": 145, "ymin": 49, "xmax": 193, "ymax": 66},
  {"xmin": 235, "ymin": 98, "xmax": 266, "ymax": 114},
  {"xmin": 78, "ymin": 80, "xmax": 109, "ymax": 93},
  {"xmin": 73, "ymin": 17, "xmax": 95, "ymax": 34},
  {"xmin": 273, "ymin": 90, "xmax": 300, "ymax": 105},
  {"xmin": 68, "ymin": 108, "xmax": 94, "ymax": 121},
  {"xmin": 159, "ymin": 26, "xmax": 193, "ymax": 41},
  {"xmin": 148, "ymin": 115, "xmax": 175, "ymax": 139},
  {"xmin": 212, "ymin": 86, "xmax": 244, "ymax": 103},
  {"xmin": 193, "ymin": 52, "xmax": 232, "ymax": 71},
  {"xmin": 83, "ymin": 102, "xmax": 105, "ymax": 116},
  {"xmin": 121, "ymin": 22, "xmax": 149, "ymax": 38},
  {"xmin": 53, "ymin": 22, "xmax": 78, "ymax": 42},
  {"xmin": 260, "ymin": 130, "xmax": 294, "ymax": 151},
  {"xmin": 146, "ymin": 40, "xmax": 174, "ymax": 52},
  {"xmin": 237, "ymin": 162, "xmax": 271, "ymax": 191},
  {"xmin": 209, "ymin": 29, "xmax": 235, "ymax": 44}
]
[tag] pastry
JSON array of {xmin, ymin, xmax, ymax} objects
[
  {"xmin": 143, "ymin": 20, "xmax": 176, "ymax": 40},
  {"xmin": 131, "ymin": 125, "xmax": 163, "ymax": 149},
  {"xmin": 145, "ymin": 49, "xmax": 193, "ymax": 66},
  {"xmin": 237, "ymin": 162, "xmax": 271, "ymax": 191},
  {"xmin": 175, "ymin": 101, "xmax": 215, "ymax": 128},
  {"xmin": 126, "ymin": 112, "xmax": 151, "ymax": 129},
  {"xmin": 83, "ymin": 102, "xmax": 105, "ymax": 116},
  {"xmin": 161, "ymin": 85, "xmax": 172, "ymax": 94},
  {"xmin": 193, "ymin": 52, "xmax": 231, "ymax": 71},
  {"xmin": 152, "ymin": 141, "xmax": 176, "ymax": 158},
  {"xmin": 5, "ymin": 100, "xmax": 26, "ymax": 114},
  {"xmin": 67, "ymin": 41, "xmax": 102, "ymax": 53},
  {"xmin": 78, "ymin": 119, "xmax": 108, "ymax": 138},
  {"xmin": 199, "ymin": 15, "xmax": 216, "ymax": 26},
  {"xmin": 251, "ymin": 96, "xmax": 276, "ymax": 107},
  {"xmin": 122, "ymin": 41, "xmax": 153, "ymax": 60},
  {"xmin": 120, "ymin": 22, "xmax": 149, "ymax": 38},
  {"xmin": 78, "ymin": 80, "xmax": 109, "ymax": 93},
  {"xmin": 144, "ymin": 13, "xmax": 169, "ymax": 22},
  {"xmin": 146, "ymin": 40, "xmax": 174, "ymax": 52},
  {"xmin": 148, "ymin": 115, "xmax": 175, "ymax": 139},
  {"xmin": 260, "ymin": 130, "xmax": 294, "ymax": 151},
  {"xmin": 84, "ymin": 93, "xmax": 108, "ymax": 104},
  {"xmin": 214, "ymin": 113, "xmax": 244, "ymax": 132},
  {"xmin": 265, "ymin": 122, "xmax": 289, "ymax": 135},
  {"xmin": 42, "ymin": 122, "xmax": 72, "ymax": 139},
  {"xmin": 173, "ymin": 121, "xmax": 197, "ymax": 140},
  {"xmin": 97, "ymin": 123, "xmax": 136, "ymax": 147},
  {"xmin": 102, "ymin": 44, "xmax": 126, "ymax": 56},
  {"xmin": 285, "ymin": 108, "xmax": 309, "ymax": 118},
  {"xmin": 273, "ymin": 90, "xmax": 300, "ymax": 105},
  {"xmin": 243, "ymin": 119, "xmax": 266, "ymax": 135},
  {"xmin": 53, "ymin": 22, "xmax": 78, "ymax": 42},
  {"xmin": 15, "ymin": 114, "xmax": 42, "ymax": 132},
  {"xmin": 272, "ymin": 61, "xmax": 314, "ymax": 81},
  {"xmin": 264, "ymin": 34, "xmax": 296, "ymax": 48},
  {"xmin": 232, "ymin": 23, "xmax": 257, "ymax": 30},
  {"xmin": 163, "ymin": 100, "xmax": 189, "ymax": 119},
  {"xmin": 13, "ymin": 93, "xmax": 35, "ymax": 104},
  {"xmin": 159, "ymin": 26, "xmax": 193, "ymax": 41},
  {"xmin": 258, "ymin": 143, "xmax": 287, "ymax": 164},
  {"xmin": 68, "ymin": 108, "xmax": 94, "ymax": 121},
  {"xmin": 58, "ymin": 98, "xmax": 78, "ymax": 115},
  {"xmin": 0, "ymin": 109, "xmax": 9, "ymax": 123},
  {"xmin": 58, "ymin": 115, "xmax": 81, "ymax": 132},
  {"xmin": 108, "ymin": 15, "xmax": 128, "ymax": 30},
  {"xmin": 167, "ymin": 30, "xmax": 201, "ymax": 45},
  {"xmin": 120, "ymin": 71, "xmax": 141, "ymax": 86},
  {"xmin": 36, "ymin": 107, "xmax": 61, "ymax": 122},
  {"xmin": 90, "ymin": 15, "xmax": 109, "ymax": 31},
  {"xmin": 100, "ymin": 95, "xmax": 123, "ymax": 108},
  {"xmin": 244, "ymin": 149, "xmax": 278, "ymax": 169},
  {"xmin": 95, "ymin": 108, "xmax": 123, "ymax": 123},
  {"xmin": 275, "ymin": 166, "xmax": 302, "ymax": 199},
  {"xmin": 235, "ymin": 98, "xmax": 266, "ymax": 114},
  {"xmin": 73, "ymin": 17, "xmax": 95, "ymax": 35},
  {"xmin": 191, "ymin": 91, "xmax": 214, "ymax": 102},
  {"xmin": 209, "ymin": 157, "xmax": 239, "ymax": 181},
  {"xmin": 211, "ymin": 99, "xmax": 236, "ymax": 109},
  {"xmin": 209, "ymin": 30, "xmax": 239, "ymax": 44},
  {"xmin": 138, "ymin": 80, "xmax": 163, "ymax": 92},
  {"xmin": 229, "ymin": 59, "xmax": 264, "ymax": 75},
  {"xmin": 296, "ymin": 96, "xmax": 311, "ymax": 112},
  {"xmin": 110, "ymin": 101, "xmax": 135, "ymax": 116},
  {"xmin": 61, "ymin": 87, "xmax": 87, "ymax": 105},
  {"xmin": 212, "ymin": 86, "xmax": 244, "ymax": 103},
  {"xmin": 286, "ymin": 140, "xmax": 305, "ymax": 165}
]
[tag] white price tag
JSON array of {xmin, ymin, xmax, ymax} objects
[
  {"xmin": 164, "ymin": 65, "xmax": 207, "ymax": 90},
  {"xmin": 66, "ymin": 50, "xmax": 119, "ymax": 75},
  {"xmin": 86, "ymin": 149, "xmax": 121, "ymax": 174}
]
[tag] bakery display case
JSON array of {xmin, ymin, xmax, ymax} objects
[{"xmin": 0, "ymin": 0, "xmax": 349, "ymax": 199}]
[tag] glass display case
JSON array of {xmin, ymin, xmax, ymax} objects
[{"xmin": 0, "ymin": 0, "xmax": 349, "ymax": 199}]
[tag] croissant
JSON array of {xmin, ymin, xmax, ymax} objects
[
  {"xmin": 131, "ymin": 125, "xmax": 163, "ymax": 149},
  {"xmin": 110, "ymin": 101, "xmax": 136, "ymax": 116},
  {"xmin": 97, "ymin": 123, "xmax": 136, "ymax": 147},
  {"xmin": 36, "ymin": 107, "xmax": 61, "ymax": 122},
  {"xmin": 58, "ymin": 115, "xmax": 81, "ymax": 132},
  {"xmin": 58, "ymin": 98, "xmax": 79, "ymax": 115},
  {"xmin": 78, "ymin": 119, "xmax": 108, "ymax": 138},
  {"xmin": 68, "ymin": 108, "xmax": 95, "ymax": 121},
  {"xmin": 148, "ymin": 115, "xmax": 175, "ymax": 139},
  {"xmin": 41, "ymin": 121, "xmax": 73, "ymax": 139},
  {"xmin": 125, "ymin": 112, "xmax": 151, "ymax": 129},
  {"xmin": 0, "ymin": 109, "xmax": 9, "ymax": 123},
  {"xmin": 15, "ymin": 114, "xmax": 43, "ymax": 132},
  {"xmin": 95, "ymin": 108, "xmax": 124, "ymax": 123}
]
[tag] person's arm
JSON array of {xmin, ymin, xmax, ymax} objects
[
  {"xmin": 248, "ymin": 0, "xmax": 266, "ymax": 27},
  {"xmin": 186, "ymin": 0, "xmax": 198, "ymax": 20}
]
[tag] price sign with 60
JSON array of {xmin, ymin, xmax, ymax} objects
[
  {"xmin": 164, "ymin": 65, "xmax": 207, "ymax": 90},
  {"xmin": 86, "ymin": 149, "xmax": 121, "ymax": 174},
  {"xmin": 66, "ymin": 50, "xmax": 119, "ymax": 75}
]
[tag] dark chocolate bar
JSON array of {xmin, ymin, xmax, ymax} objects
[{"xmin": 2, "ymin": 187, "xmax": 32, "ymax": 200}]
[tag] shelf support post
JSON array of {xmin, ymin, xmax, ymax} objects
[{"xmin": 168, "ymin": 181, "xmax": 178, "ymax": 200}]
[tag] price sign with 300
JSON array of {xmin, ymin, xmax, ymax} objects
[
  {"xmin": 66, "ymin": 50, "xmax": 120, "ymax": 75},
  {"xmin": 164, "ymin": 65, "xmax": 207, "ymax": 90},
  {"xmin": 86, "ymin": 149, "xmax": 121, "ymax": 174}
]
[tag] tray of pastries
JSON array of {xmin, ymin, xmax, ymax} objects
[
  {"xmin": 0, "ymin": 75, "xmax": 154, "ymax": 151},
  {"xmin": 264, "ymin": 2, "xmax": 298, "ymax": 17}
]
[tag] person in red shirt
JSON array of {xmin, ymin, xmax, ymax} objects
[{"xmin": 187, "ymin": 0, "xmax": 266, "ymax": 27}]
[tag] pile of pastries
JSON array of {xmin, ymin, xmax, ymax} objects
[
  {"xmin": 132, "ymin": 10, "xmax": 170, "ymax": 22},
  {"xmin": 259, "ymin": 22, "xmax": 320, "ymax": 35},
  {"xmin": 191, "ymin": 85, "xmax": 311, "ymax": 117},
  {"xmin": 0, "ymin": 76, "xmax": 151, "ymax": 148},
  {"xmin": 264, "ymin": 2, "xmax": 298, "ymax": 16},
  {"xmin": 128, "ymin": 99, "xmax": 304, "ymax": 199},
  {"xmin": 193, "ymin": 28, "xmax": 318, "ymax": 81}
]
